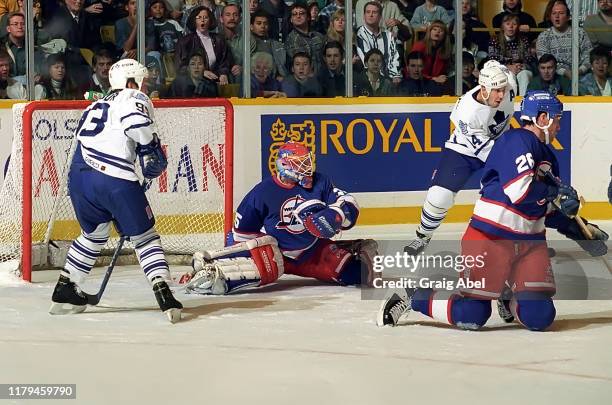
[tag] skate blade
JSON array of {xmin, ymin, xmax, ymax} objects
[
  {"xmin": 49, "ymin": 302, "xmax": 87, "ymax": 315},
  {"xmin": 165, "ymin": 308, "xmax": 182, "ymax": 324}
]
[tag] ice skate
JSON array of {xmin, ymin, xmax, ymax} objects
[
  {"xmin": 376, "ymin": 288, "xmax": 415, "ymax": 327},
  {"xmin": 404, "ymin": 231, "xmax": 431, "ymax": 256},
  {"xmin": 152, "ymin": 277, "xmax": 183, "ymax": 323},
  {"xmin": 497, "ymin": 286, "xmax": 514, "ymax": 323},
  {"xmin": 49, "ymin": 275, "xmax": 88, "ymax": 315}
]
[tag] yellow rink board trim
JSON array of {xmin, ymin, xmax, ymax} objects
[
  {"xmin": 357, "ymin": 202, "xmax": 612, "ymax": 225},
  {"xmin": 34, "ymin": 213, "xmax": 225, "ymax": 241},
  {"xmin": 30, "ymin": 203, "xmax": 611, "ymax": 241}
]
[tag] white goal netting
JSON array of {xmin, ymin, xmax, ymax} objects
[{"xmin": 0, "ymin": 100, "xmax": 233, "ymax": 279}]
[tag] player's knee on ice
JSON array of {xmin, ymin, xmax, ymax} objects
[
  {"xmin": 449, "ymin": 297, "xmax": 492, "ymax": 330},
  {"xmin": 514, "ymin": 291, "xmax": 556, "ymax": 331}
]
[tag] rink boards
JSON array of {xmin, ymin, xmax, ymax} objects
[{"xmin": 1, "ymin": 97, "xmax": 611, "ymax": 227}]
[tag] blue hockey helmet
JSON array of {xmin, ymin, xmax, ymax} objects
[
  {"xmin": 520, "ymin": 90, "xmax": 563, "ymax": 144},
  {"xmin": 520, "ymin": 90, "xmax": 563, "ymax": 122},
  {"xmin": 275, "ymin": 141, "xmax": 314, "ymax": 188}
]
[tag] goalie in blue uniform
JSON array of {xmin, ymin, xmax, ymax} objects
[
  {"xmin": 178, "ymin": 141, "xmax": 378, "ymax": 295},
  {"xmin": 49, "ymin": 59, "xmax": 182, "ymax": 323}
]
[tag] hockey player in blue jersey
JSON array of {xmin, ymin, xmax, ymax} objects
[
  {"xmin": 49, "ymin": 59, "xmax": 183, "ymax": 323},
  {"xmin": 377, "ymin": 91, "xmax": 609, "ymax": 331},
  {"xmin": 178, "ymin": 141, "xmax": 378, "ymax": 295},
  {"xmin": 406, "ymin": 60, "xmax": 517, "ymax": 256}
]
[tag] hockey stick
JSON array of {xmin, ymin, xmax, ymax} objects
[{"xmin": 85, "ymin": 235, "xmax": 127, "ymax": 305}]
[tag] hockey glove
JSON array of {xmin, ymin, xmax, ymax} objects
[
  {"xmin": 302, "ymin": 207, "xmax": 343, "ymax": 239},
  {"xmin": 546, "ymin": 183, "xmax": 580, "ymax": 218},
  {"xmin": 294, "ymin": 199, "xmax": 327, "ymax": 222},
  {"xmin": 136, "ymin": 134, "xmax": 167, "ymax": 179},
  {"xmin": 558, "ymin": 218, "xmax": 609, "ymax": 257}
]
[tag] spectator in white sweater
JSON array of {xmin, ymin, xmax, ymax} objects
[{"xmin": 536, "ymin": 0, "xmax": 593, "ymax": 79}]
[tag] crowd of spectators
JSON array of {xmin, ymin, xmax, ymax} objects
[{"xmin": 0, "ymin": 0, "xmax": 610, "ymax": 100}]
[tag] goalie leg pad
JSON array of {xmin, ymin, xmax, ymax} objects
[
  {"xmin": 187, "ymin": 236, "xmax": 284, "ymax": 294},
  {"xmin": 63, "ymin": 222, "xmax": 110, "ymax": 284},
  {"xmin": 131, "ymin": 227, "xmax": 170, "ymax": 284}
]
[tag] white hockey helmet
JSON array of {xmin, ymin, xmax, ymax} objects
[
  {"xmin": 478, "ymin": 65, "xmax": 508, "ymax": 92},
  {"xmin": 109, "ymin": 59, "xmax": 148, "ymax": 91},
  {"xmin": 484, "ymin": 59, "xmax": 518, "ymax": 95}
]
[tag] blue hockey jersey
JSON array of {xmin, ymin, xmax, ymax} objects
[
  {"xmin": 470, "ymin": 128, "xmax": 567, "ymax": 240},
  {"xmin": 231, "ymin": 173, "xmax": 358, "ymax": 259}
]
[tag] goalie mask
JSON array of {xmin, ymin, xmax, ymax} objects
[
  {"xmin": 275, "ymin": 142, "xmax": 314, "ymax": 188},
  {"xmin": 109, "ymin": 59, "xmax": 148, "ymax": 91}
]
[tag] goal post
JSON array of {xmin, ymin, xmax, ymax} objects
[{"xmin": 1, "ymin": 98, "xmax": 234, "ymax": 282}]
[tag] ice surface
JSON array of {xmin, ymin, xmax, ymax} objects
[{"xmin": 1, "ymin": 223, "xmax": 611, "ymax": 405}]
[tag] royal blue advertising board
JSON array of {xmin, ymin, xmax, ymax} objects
[{"xmin": 261, "ymin": 111, "xmax": 571, "ymax": 193}]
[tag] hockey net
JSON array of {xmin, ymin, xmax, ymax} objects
[{"xmin": 0, "ymin": 99, "xmax": 233, "ymax": 282}]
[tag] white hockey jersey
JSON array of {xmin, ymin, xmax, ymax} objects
[
  {"xmin": 445, "ymin": 85, "xmax": 515, "ymax": 162},
  {"xmin": 74, "ymin": 89, "xmax": 156, "ymax": 181}
]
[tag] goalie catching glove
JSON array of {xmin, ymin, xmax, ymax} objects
[
  {"xmin": 558, "ymin": 218, "xmax": 609, "ymax": 257},
  {"xmin": 136, "ymin": 133, "xmax": 167, "ymax": 179}
]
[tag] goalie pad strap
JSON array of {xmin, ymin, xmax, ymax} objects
[{"xmin": 202, "ymin": 235, "xmax": 277, "ymax": 260}]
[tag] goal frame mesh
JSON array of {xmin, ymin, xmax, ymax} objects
[{"xmin": 19, "ymin": 98, "xmax": 234, "ymax": 282}]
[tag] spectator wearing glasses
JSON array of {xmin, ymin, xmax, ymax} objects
[
  {"xmin": 2, "ymin": 12, "xmax": 44, "ymax": 83},
  {"xmin": 285, "ymin": 3, "xmax": 325, "ymax": 75},
  {"xmin": 175, "ymin": 6, "xmax": 233, "ymax": 86}
]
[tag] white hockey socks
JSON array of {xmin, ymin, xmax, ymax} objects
[
  {"xmin": 63, "ymin": 223, "xmax": 110, "ymax": 284},
  {"xmin": 417, "ymin": 186, "xmax": 456, "ymax": 237},
  {"xmin": 132, "ymin": 228, "xmax": 170, "ymax": 283}
]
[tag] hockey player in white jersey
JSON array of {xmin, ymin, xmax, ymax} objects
[
  {"xmin": 405, "ymin": 61, "xmax": 517, "ymax": 255},
  {"xmin": 49, "ymin": 59, "xmax": 183, "ymax": 323}
]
